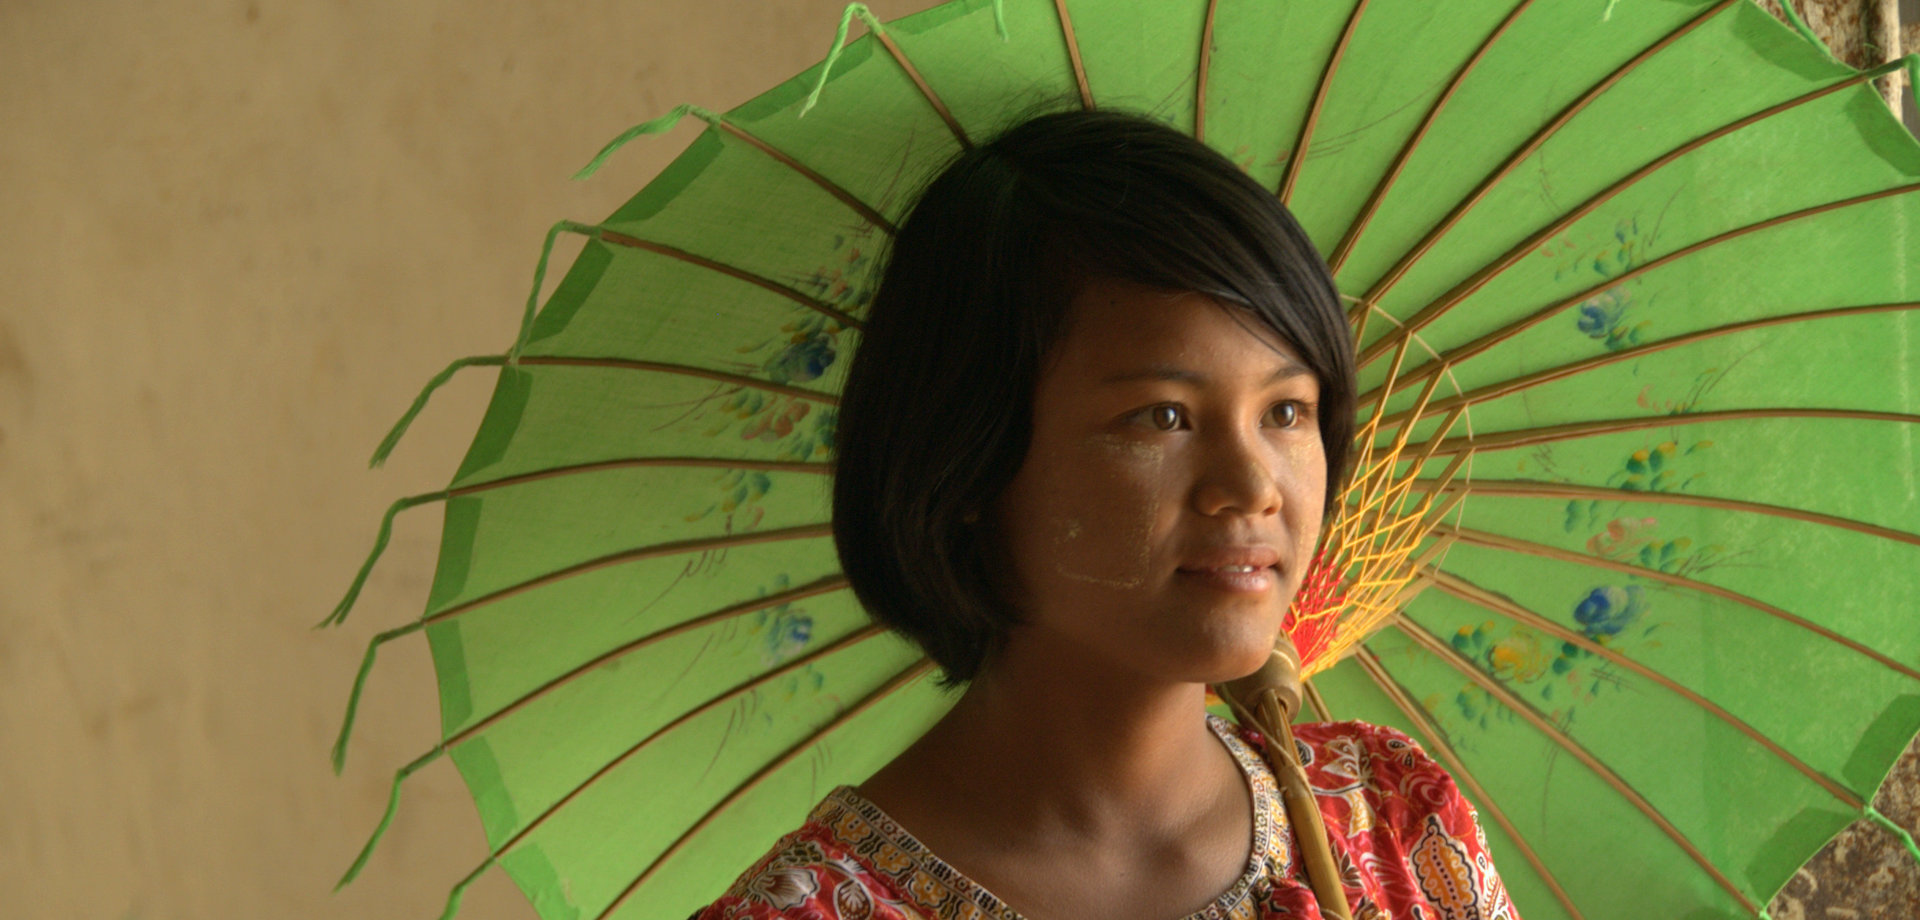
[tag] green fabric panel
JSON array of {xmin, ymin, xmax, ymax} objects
[
  {"xmin": 427, "ymin": 615, "xmax": 474, "ymax": 737},
  {"xmin": 1058, "ymin": 0, "xmax": 1208, "ymax": 130},
  {"xmin": 726, "ymin": 27, "xmax": 963, "ymax": 225},
  {"xmin": 518, "ymin": 244, "xmax": 862, "ymax": 396},
  {"xmin": 1420, "ymin": 487, "xmax": 1920, "ymax": 676},
  {"xmin": 1370, "ymin": 94, "xmax": 1920, "ymax": 393},
  {"xmin": 449, "ymin": 367, "xmax": 532, "ymax": 486},
  {"xmin": 1310, "ymin": 657, "xmax": 1578, "ymax": 920},
  {"xmin": 1360, "ymin": 625, "xmax": 1750, "ymax": 916},
  {"xmin": 1200, "ymin": 0, "xmax": 1365, "ymax": 192},
  {"xmin": 505, "ymin": 633, "xmax": 927, "ymax": 919},
  {"xmin": 443, "ymin": 586, "xmax": 881, "ymax": 841},
  {"xmin": 420, "ymin": 466, "xmax": 836, "ymax": 615},
  {"xmin": 1400, "ymin": 586, "xmax": 1851, "ymax": 897},
  {"xmin": 1331, "ymin": 0, "xmax": 1725, "ymax": 294},
  {"xmin": 614, "ymin": 670, "xmax": 956, "ymax": 920},
  {"xmin": 1848, "ymin": 696, "xmax": 1920, "ymax": 793},
  {"xmin": 1749, "ymin": 806, "xmax": 1864, "ymax": 904},
  {"xmin": 1365, "ymin": 0, "xmax": 1870, "ymax": 325},
  {"xmin": 598, "ymin": 132, "xmax": 879, "ymax": 303},
  {"xmin": 888, "ymin": 0, "xmax": 1081, "ymax": 139},
  {"xmin": 523, "ymin": 240, "xmax": 613, "ymax": 347},
  {"xmin": 603, "ymin": 129, "xmax": 725, "ymax": 227},
  {"xmin": 447, "ymin": 736, "xmax": 521, "ymax": 852},
  {"xmin": 1282, "ymin": 0, "xmax": 1523, "ymax": 252},
  {"xmin": 439, "ymin": 538, "xmax": 846, "ymax": 735},
  {"xmin": 424, "ymin": 494, "xmax": 483, "ymax": 616},
  {"xmin": 427, "ymin": 367, "xmax": 836, "ymax": 499},
  {"xmin": 499, "ymin": 842, "xmax": 582, "ymax": 920}
]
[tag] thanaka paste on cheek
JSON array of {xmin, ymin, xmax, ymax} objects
[{"xmin": 1046, "ymin": 435, "xmax": 1163, "ymax": 590}]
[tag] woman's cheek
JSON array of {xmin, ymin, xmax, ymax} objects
[{"xmin": 1044, "ymin": 436, "xmax": 1168, "ymax": 590}]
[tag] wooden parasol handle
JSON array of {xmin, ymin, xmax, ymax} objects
[{"xmin": 1218, "ymin": 647, "xmax": 1354, "ymax": 920}]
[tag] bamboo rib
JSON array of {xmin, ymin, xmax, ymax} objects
[
  {"xmin": 1405, "ymin": 478, "xmax": 1920, "ymax": 548},
  {"xmin": 1390, "ymin": 615, "xmax": 1759, "ymax": 912},
  {"xmin": 514, "ymin": 355, "xmax": 841, "ymax": 405},
  {"xmin": 1359, "ymin": 182, "xmax": 1920, "ymax": 403},
  {"xmin": 1411, "ymin": 407, "xmax": 1920, "ymax": 458},
  {"xmin": 1328, "ymin": 0, "xmax": 1538, "ymax": 274},
  {"xmin": 1346, "ymin": 293, "xmax": 1374, "ymax": 343},
  {"xmin": 1372, "ymin": 302, "xmax": 1920, "ymax": 431},
  {"xmin": 346, "ymin": 623, "xmax": 891, "ymax": 901},
  {"xmin": 478, "ymin": 626, "xmax": 895, "ymax": 882},
  {"xmin": 598, "ymin": 659, "xmax": 940, "ymax": 920},
  {"xmin": 446, "ymin": 457, "xmax": 832, "ymax": 499},
  {"xmin": 1426, "ymin": 569, "xmax": 1863, "ymax": 808},
  {"xmin": 596, "ymin": 229, "xmax": 865, "ymax": 330},
  {"xmin": 1353, "ymin": 648, "xmax": 1586, "ymax": 920},
  {"xmin": 1352, "ymin": 0, "xmax": 1740, "ymax": 321},
  {"xmin": 327, "ymin": 527, "xmax": 844, "ymax": 770},
  {"xmin": 864, "ymin": 19, "xmax": 972, "ymax": 148},
  {"xmin": 1302, "ymin": 678, "xmax": 1333, "ymax": 723},
  {"xmin": 1194, "ymin": 0, "xmax": 1220, "ymax": 142},
  {"xmin": 321, "ymin": 458, "xmax": 831, "ymax": 632},
  {"xmin": 710, "ymin": 121, "xmax": 899, "ymax": 234},
  {"xmin": 1280, "ymin": 0, "xmax": 1373, "ymax": 205},
  {"xmin": 441, "ymin": 577, "xmax": 854, "ymax": 750},
  {"xmin": 1434, "ymin": 522, "xmax": 1920, "ymax": 683},
  {"xmin": 1053, "ymin": 0, "xmax": 1094, "ymax": 109},
  {"xmin": 1357, "ymin": 62, "xmax": 1896, "ymax": 366},
  {"xmin": 419, "ymin": 523, "xmax": 838, "ymax": 629}
]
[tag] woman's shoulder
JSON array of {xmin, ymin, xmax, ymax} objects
[
  {"xmin": 687, "ymin": 789, "xmax": 923, "ymax": 920},
  {"xmin": 1217, "ymin": 716, "xmax": 1441, "ymax": 781},
  {"xmin": 1292, "ymin": 718, "xmax": 1464, "ymax": 800},
  {"xmin": 1292, "ymin": 718, "xmax": 1423, "ymax": 754}
]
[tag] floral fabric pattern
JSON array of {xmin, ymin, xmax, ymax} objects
[{"xmin": 692, "ymin": 718, "xmax": 1517, "ymax": 920}]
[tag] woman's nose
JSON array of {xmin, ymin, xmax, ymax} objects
[{"xmin": 1191, "ymin": 431, "xmax": 1283, "ymax": 518}]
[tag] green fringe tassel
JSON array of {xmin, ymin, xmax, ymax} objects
[
  {"xmin": 1773, "ymin": 1, "xmax": 1830, "ymax": 61},
  {"xmin": 992, "ymin": 0, "xmax": 1007, "ymax": 39},
  {"xmin": 572, "ymin": 104, "xmax": 722, "ymax": 181},
  {"xmin": 508, "ymin": 220, "xmax": 602, "ymax": 363},
  {"xmin": 1865, "ymin": 803, "xmax": 1920, "ymax": 866},
  {"xmin": 330, "ymin": 620, "xmax": 427, "ymax": 774},
  {"xmin": 334, "ymin": 746, "xmax": 445, "ymax": 890},
  {"xmin": 367, "ymin": 355, "xmax": 508, "ymax": 468},
  {"xmin": 437, "ymin": 858, "xmax": 497, "ymax": 920},
  {"xmin": 315, "ymin": 492, "xmax": 447, "ymax": 629},
  {"xmin": 804, "ymin": 4, "xmax": 884, "ymax": 118}
]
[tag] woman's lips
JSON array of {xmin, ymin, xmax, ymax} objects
[
  {"xmin": 1176, "ymin": 547, "xmax": 1283, "ymax": 593},
  {"xmin": 1175, "ymin": 564, "xmax": 1279, "ymax": 593}
]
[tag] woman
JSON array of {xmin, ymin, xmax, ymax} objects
[{"xmin": 693, "ymin": 110, "xmax": 1517, "ymax": 920}]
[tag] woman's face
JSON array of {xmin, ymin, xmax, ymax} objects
[{"xmin": 988, "ymin": 278, "xmax": 1327, "ymax": 686}]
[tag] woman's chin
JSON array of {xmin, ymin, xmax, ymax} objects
[{"xmin": 1154, "ymin": 631, "xmax": 1287, "ymax": 688}]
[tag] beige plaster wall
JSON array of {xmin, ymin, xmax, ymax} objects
[
  {"xmin": 5, "ymin": 2, "xmax": 1918, "ymax": 920},
  {"xmin": 0, "ymin": 2, "xmax": 935, "ymax": 917}
]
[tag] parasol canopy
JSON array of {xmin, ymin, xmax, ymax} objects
[{"xmin": 324, "ymin": 1, "xmax": 1920, "ymax": 917}]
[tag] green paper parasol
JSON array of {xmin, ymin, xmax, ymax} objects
[{"xmin": 324, "ymin": 1, "xmax": 1920, "ymax": 917}]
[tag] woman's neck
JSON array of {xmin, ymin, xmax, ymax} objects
[{"xmin": 864, "ymin": 628, "xmax": 1243, "ymax": 847}]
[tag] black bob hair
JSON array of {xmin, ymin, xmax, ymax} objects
[{"xmin": 831, "ymin": 109, "xmax": 1356, "ymax": 684}]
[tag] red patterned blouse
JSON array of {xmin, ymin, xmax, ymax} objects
[{"xmin": 692, "ymin": 717, "xmax": 1519, "ymax": 920}]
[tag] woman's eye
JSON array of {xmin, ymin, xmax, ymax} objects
[
  {"xmin": 1144, "ymin": 405, "xmax": 1183, "ymax": 431},
  {"xmin": 1267, "ymin": 402, "xmax": 1302, "ymax": 428}
]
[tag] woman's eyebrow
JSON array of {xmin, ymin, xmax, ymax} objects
[{"xmin": 1099, "ymin": 361, "xmax": 1312, "ymax": 386}]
